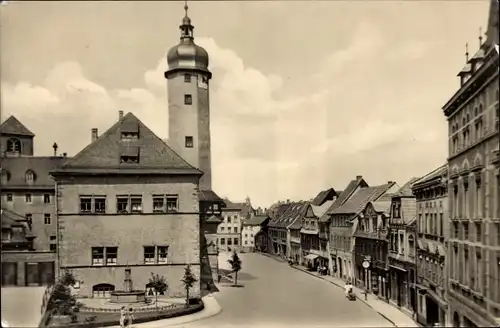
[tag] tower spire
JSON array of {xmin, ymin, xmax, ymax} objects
[
  {"xmin": 179, "ymin": 0, "xmax": 194, "ymax": 40},
  {"xmin": 465, "ymin": 42, "xmax": 469, "ymax": 62}
]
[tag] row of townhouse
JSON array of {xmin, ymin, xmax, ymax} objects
[{"xmin": 260, "ymin": 3, "xmax": 499, "ymax": 326}]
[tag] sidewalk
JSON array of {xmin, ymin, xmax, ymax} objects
[
  {"xmin": 108, "ymin": 294, "xmax": 222, "ymax": 328},
  {"xmin": 290, "ymin": 264, "xmax": 420, "ymax": 328}
]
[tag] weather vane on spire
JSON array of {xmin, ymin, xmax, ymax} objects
[
  {"xmin": 479, "ymin": 27, "xmax": 483, "ymax": 46},
  {"xmin": 465, "ymin": 42, "xmax": 469, "ymax": 62},
  {"xmin": 184, "ymin": 0, "xmax": 189, "ymax": 17}
]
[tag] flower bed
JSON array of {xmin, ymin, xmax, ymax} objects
[{"xmin": 42, "ymin": 299, "xmax": 204, "ymax": 328}]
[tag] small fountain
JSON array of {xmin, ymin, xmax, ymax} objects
[{"xmin": 110, "ymin": 267, "xmax": 146, "ymax": 303}]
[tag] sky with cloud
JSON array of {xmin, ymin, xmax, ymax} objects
[{"xmin": 0, "ymin": 1, "xmax": 492, "ymax": 208}]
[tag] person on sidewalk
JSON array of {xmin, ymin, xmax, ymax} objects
[
  {"xmin": 344, "ymin": 281, "xmax": 353, "ymax": 297},
  {"xmin": 119, "ymin": 306, "xmax": 126, "ymax": 328}
]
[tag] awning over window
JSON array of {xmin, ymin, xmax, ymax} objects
[
  {"xmin": 389, "ymin": 264, "xmax": 407, "ymax": 272},
  {"xmin": 304, "ymin": 254, "xmax": 319, "ymax": 260},
  {"xmin": 417, "ymin": 239, "xmax": 428, "ymax": 251},
  {"xmin": 427, "ymin": 241, "xmax": 437, "ymax": 254},
  {"xmin": 437, "ymin": 244, "xmax": 446, "ymax": 257}
]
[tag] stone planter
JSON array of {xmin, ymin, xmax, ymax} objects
[{"xmin": 50, "ymin": 315, "xmax": 71, "ymax": 326}]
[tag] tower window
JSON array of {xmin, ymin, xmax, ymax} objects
[
  {"xmin": 184, "ymin": 94, "xmax": 192, "ymax": 105},
  {"xmin": 184, "ymin": 74, "xmax": 191, "ymax": 83},
  {"xmin": 185, "ymin": 136, "xmax": 194, "ymax": 148},
  {"xmin": 6, "ymin": 138, "xmax": 21, "ymax": 153}
]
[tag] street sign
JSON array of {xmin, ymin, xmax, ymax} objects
[{"xmin": 362, "ymin": 260, "xmax": 370, "ymax": 269}]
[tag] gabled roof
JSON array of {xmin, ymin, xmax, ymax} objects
[
  {"xmin": 311, "ymin": 200, "xmax": 334, "ymax": 218},
  {"xmin": 268, "ymin": 202, "xmax": 301, "ymax": 228},
  {"xmin": 319, "ymin": 176, "xmax": 368, "ymax": 222},
  {"xmin": 283, "ymin": 202, "xmax": 309, "ymax": 229},
  {"xmin": 53, "ymin": 112, "xmax": 201, "ymax": 175},
  {"xmin": 311, "ymin": 188, "xmax": 337, "ymax": 206},
  {"xmin": 205, "ymin": 215, "xmax": 222, "ymax": 223},
  {"xmin": 393, "ymin": 177, "xmax": 420, "ymax": 197},
  {"xmin": 371, "ymin": 200, "xmax": 392, "ymax": 215},
  {"xmin": 0, "ymin": 116, "xmax": 35, "ymax": 137},
  {"xmin": 412, "ymin": 164, "xmax": 447, "ymax": 189},
  {"xmin": 1, "ymin": 156, "xmax": 65, "ymax": 189},
  {"xmin": 200, "ymin": 190, "xmax": 223, "ymax": 202},
  {"xmin": 331, "ymin": 182, "xmax": 396, "ymax": 216},
  {"xmin": 222, "ymin": 199, "xmax": 255, "ymax": 216},
  {"xmin": 243, "ymin": 215, "xmax": 270, "ymax": 226}
]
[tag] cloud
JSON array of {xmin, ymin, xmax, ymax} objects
[
  {"xmin": 1, "ymin": 22, "xmax": 447, "ymax": 207},
  {"xmin": 390, "ymin": 40, "xmax": 429, "ymax": 61}
]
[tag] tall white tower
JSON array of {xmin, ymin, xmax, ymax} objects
[{"xmin": 165, "ymin": 3, "xmax": 212, "ymax": 191}]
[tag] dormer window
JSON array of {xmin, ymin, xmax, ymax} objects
[
  {"xmin": 120, "ymin": 155, "xmax": 139, "ymax": 164},
  {"xmin": 121, "ymin": 132, "xmax": 139, "ymax": 140},
  {"xmin": 25, "ymin": 170, "xmax": 35, "ymax": 183},
  {"xmin": 6, "ymin": 138, "xmax": 21, "ymax": 153},
  {"xmin": 119, "ymin": 145, "xmax": 139, "ymax": 164}
]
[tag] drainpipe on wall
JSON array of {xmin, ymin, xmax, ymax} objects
[{"xmin": 54, "ymin": 179, "xmax": 61, "ymax": 281}]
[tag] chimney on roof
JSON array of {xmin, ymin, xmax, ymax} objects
[
  {"xmin": 52, "ymin": 142, "xmax": 58, "ymax": 156},
  {"xmin": 63, "ymin": 153, "xmax": 67, "ymax": 157},
  {"xmin": 356, "ymin": 175, "xmax": 362, "ymax": 180},
  {"xmin": 388, "ymin": 181, "xmax": 393, "ymax": 185},
  {"xmin": 91, "ymin": 128, "xmax": 98, "ymax": 143},
  {"xmin": 286, "ymin": 199, "xmax": 290, "ymax": 203},
  {"xmin": 119, "ymin": 110, "xmax": 124, "ymax": 120}
]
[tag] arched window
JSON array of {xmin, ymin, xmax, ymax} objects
[
  {"xmin": 25, "ymin": 170, "xmax": 36, "ymax": 183},
  {"xmin": 474, "ymin": 107, "xmax": 478, "ymax": 116},
  {"xmin": 92, "ymin": 283, "xmax": 115, "ymax": 298},
  {"xmin": 479, "ymin": 103, "xmax": 483, "ymax": 113},
  {"xmin": 6, "ymin": 138, "xmax": 21, "ymax": 153}
]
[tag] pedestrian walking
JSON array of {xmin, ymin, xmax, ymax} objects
[
  {"xmin": 119, "ymin": 306, "xmax": 126, "ymax": 328},
  {"xmin": 125, "ymin": 308, "xmax": 134, "ymax": 328}
]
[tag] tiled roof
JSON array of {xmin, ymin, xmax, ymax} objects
[
  {"xmin": 1, "ymin": 156, "xmax": 65, "ymax": 189},
  {"xmin": 330, "ymin": 182, "xmax": 396, "ymax": 215},
  {"xmin": 311, "ymin": 188, "xmax": 337, "ymax": 206},
  {"xmin": 222, "ymin": 199, "xmax": 255, "ymax": 216},
  {"xmin": 54, "ymin": 112, "xmax": 201, "ymax": 175},
  {"xmin": 281, "ymin": 202, "xmax": 308, "ymax": 229},
  {"xmin": 457, "ymin": 63, "xmax": 472, "ymax": 76},
  {"xmin": 243, "ymin": 215, "xmax": 270, "ymax": 226},
  {"xmin": 393, "ymin": 177, "xmax": 420, "ymax": 197},
  {"xmin": 412, "ymin": 164, "xmax": 447, "ymax": 188},
  {"xmin": 372, "ymin": 200, "xmax": 391, "ymax": 214},
  {"xmin": 268, "ymin": 203, "xmax": 294, "ymax": 228},
  {"xmin": 0, "ymin": 116, "xmax": 35, "ymax": 137},
  {"xmin": 311, "ymin": 200, "xmax": 334, "ymax": 218},
  {"xmin": 205, "ymin": 215, "xmax": 222, "ymax": 223},
  {"xmin": 319, "ymin": 176, "xmax": 368, "ymax": 222},
  {"xmin": 199, "ymin": 190, "xmax": 223, "ymax": 202}
]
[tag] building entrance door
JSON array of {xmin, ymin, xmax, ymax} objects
[
  {"xmin": 25, "ymin": 263, "xmax": 40, "ymax": 286},
  {"xmin": 1, "ymin": 262, "xmax": 17, "ymax": 286}
]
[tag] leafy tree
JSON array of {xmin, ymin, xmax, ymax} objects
[
  {"xmin": 51, "ymin": 270, "xmax": 80, "ymax": 316},
  {"xmin": 180, "ymin": 265, "xmax": 197, "ymax": 306},
  {"xmin": 148, "ymin": 273, "xmax": 168, "ymax": 307},
  {"xmin": 228, "ymin": 251, "xmax": 242, "ymax": 285}
]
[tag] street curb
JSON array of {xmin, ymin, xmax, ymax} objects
[
  {"xmin": 288, "ymin": 264, "xmax": 399, "ymax": 327},
  {"xmin": 165, "ymin": 294, "xmax": 222, "ymax": 327}
]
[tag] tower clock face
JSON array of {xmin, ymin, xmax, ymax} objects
[{"xmin": 198, "ymin": 75, "xmax": 208, "ymax": 89}]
